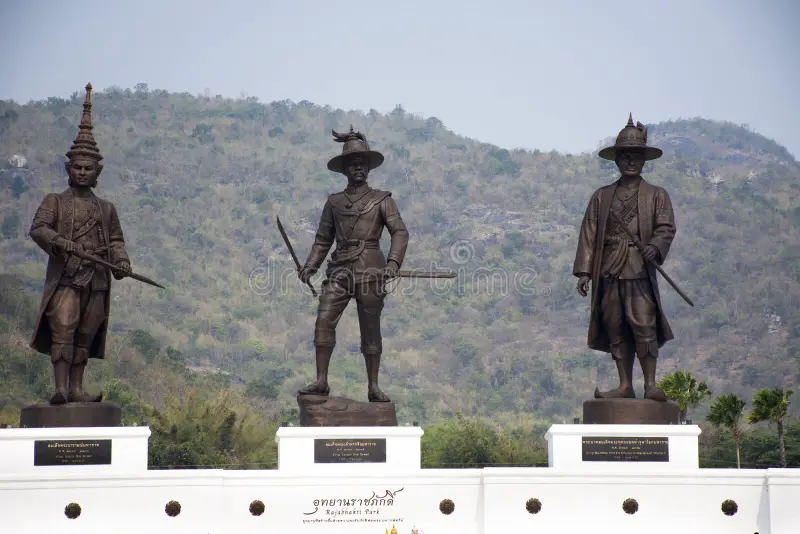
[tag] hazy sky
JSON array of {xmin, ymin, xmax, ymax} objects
[{"xmin": 1, "ymin": 0, "xmax": 798, "ymax": 157}]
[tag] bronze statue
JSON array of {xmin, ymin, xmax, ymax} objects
[
  {"xmin": 574, "ymin": 114, "xmax": 678, "ymax": 403},
  {"xmin": 295, "ymin": 127, "xmax": 409, "ymax": 403},
  {"xmin": 28, "ymin": 83, "xmax": 133, "ymax": 405}
]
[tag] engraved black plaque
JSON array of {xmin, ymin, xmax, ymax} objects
[
  {"xmin": 581, "ymin": 436, "xmax": 669, "ymax": 462},
  {"xmin": 314, "ymin": 438, "xmax": 387, "ymax": 464},
  {"xmin": 34, "ymin": 439, "xmax": 112, "ymax": 466}
]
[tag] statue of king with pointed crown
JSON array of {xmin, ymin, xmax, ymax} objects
[{"xmin": 24, "ymin": 83, "xmax": 133, "ymax": 425}]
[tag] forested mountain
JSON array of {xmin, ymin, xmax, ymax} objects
[{"xmin": 1, "ymin": 85, "xmax": 798, "ymax": 438}]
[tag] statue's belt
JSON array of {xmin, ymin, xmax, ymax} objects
[
  {"xmin": 64, "ymin": 243, "xmax": 110, "ymax": 277},
  {"xmin": 79, "ymin": 244, "xmax": 109, "ymax": 254},
  {"xmin": 337, "ymin": 239, "xmax": 380, "ymax": 250},
  {"xmin": 604, "ymin": 236, "xmax": 639, "ymax": 246},
  {"xmin": 330, "ymin": 240, "xmax": 380, "ymax": 265}
]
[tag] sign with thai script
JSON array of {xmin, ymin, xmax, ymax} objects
[
  {"xmin": 314, "ymin": 438, "xmax": 386, "ymax": 464},
  {"xmin": 302, "ymin": 487, "xmax": 405, "ymax": 527},
  {"xmin": 582, "ymin": 436, "xmax": 669, "ymax": 462},
  {"xmin": 34, "ymin": 439, "xmax": 112, "ymax": 466}
]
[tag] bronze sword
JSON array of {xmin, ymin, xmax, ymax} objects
[
  {"xmin": 609, "ymin": 210, "xmax": 694, "ymax": 307},
  {"xmin": 361, "ymin": 269, "xmax": 458, "ymax": 289},
  {"xmin": 70, "ymin": 248, "xmax": 164, "ymax": 289},
  {"xmin": 390, "ymin": 269, "xmax": 457, "ymax": 279},
  {"xmin": 276, "ymin": 216, "xmax": 318, "ymax": 297}
]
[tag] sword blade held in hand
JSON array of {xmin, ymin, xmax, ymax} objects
[
  {"xmin": 71, "ymin": 248, "xmax": 164, "ymax": 289},
  {"xmin": 276, "ymin": 215, "xmax": 318, "ymax": 297},
  {"xmin": 392, "ymin": 269, "xmax": 457, "ymax": 279},
  {"xmin": 360, "ymin": 268, "xmax": 458, "ymax": 285}
]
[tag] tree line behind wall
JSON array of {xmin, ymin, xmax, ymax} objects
[{"xmin": 143, "ymin": 406, "xmax": 800, "ymax": 470}]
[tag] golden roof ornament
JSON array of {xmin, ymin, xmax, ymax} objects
[{"xmin": 391, "ymin": 524, "xmax": 398, "ymax": 534}]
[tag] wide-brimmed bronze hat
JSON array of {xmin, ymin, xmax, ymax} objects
[
  {"xmin": 598, "ymin": 113, "xmax": 662, "ymax": 161},
  {"xmin": 327, "ymin": 126, "xmax": 384, "ymax": 174}
]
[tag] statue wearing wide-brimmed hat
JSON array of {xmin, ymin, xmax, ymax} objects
[
  {"xmin": 28, "ymin": 83, "xmax": 133, "ymax": 406},
  {"xmin": 597, "ymin": 114, "xmax": 663, "ymax": 162},
  {"xmin": 295, "ymin": 126, "xmax": 409, "ymax": 403},
  {"xmin": 325, "ymin": 127, "xmax": 385, "ymax": 174},
  {"xmin": 573, "ymin": 114, "xmax": 677, "ymax": 407}
]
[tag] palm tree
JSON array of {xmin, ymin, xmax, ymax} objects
[
  {"xmin": 747, "ymin": 388, "xmax": 793, "ymax": 468},
  {"xmin": 657, "ymin": 370, "xmax": 712, "ymax": 423},
  {"xmin": 707, "ymin": 393, "xmax": 747, "ymax": 468}
]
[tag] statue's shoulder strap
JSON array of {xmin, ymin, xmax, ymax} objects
[
  {"xmin": 327, "ymin": 188, "xmax": 390, "ymax": 215},
  {"xmin": 359, "ymin": 189, "xmax": 392, "ymax": 214}
]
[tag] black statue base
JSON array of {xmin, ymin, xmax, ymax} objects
[
  {"xmin": 297, "ymin": 395, "xmax": 398, "ymax": 427},
  {"xmin": 20, "ymin": 402, "xmax": 122, "ymax": 428},
  {"xmin": 583, "ymin": 398, "xmax": 680, "ymax": 425}
]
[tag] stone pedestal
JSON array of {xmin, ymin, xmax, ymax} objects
[
  {"xmin": 583, "ymin": 398, "xmax": 680, "ymax": 424},
  {"xmin": 297, "ymin": 394, "xmax": 398, "ymax": 426},
  {"xmin": 0, "ymin": 426, "xmax": 151, "ymax": 476},
  {"xmin": 275, "ymin": 426, "xmax": 423, "ymax": 474},
  {"xmin": 20, "ymin": 402, "xmax": 121, "ymax": 428},
  {"xmin": 545, "ymin": 423, "xmax": 701, "ymax": 472}
]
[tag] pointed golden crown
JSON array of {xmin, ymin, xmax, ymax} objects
[{"xmin": 65, "ymin": 83, "xmax": 103, "ymax": 163}]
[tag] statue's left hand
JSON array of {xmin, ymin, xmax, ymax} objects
[
  {"xmin": 114, "ymin": 261, "xmax": 132, "ymax": 280},
  {"xmin": 641, "ymin": 244, "xmax": 659, "ymax": 263},
  {"xmin": 383, "ymin": 260, "xmax": 399, "ymax": 279}
]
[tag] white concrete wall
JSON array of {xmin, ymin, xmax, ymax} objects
[
  {"xmin": 481, "ymin": 468, "xmax": 772, "ymax": 534},
  {"xmin": 1, "ymin": 467, "xmax": 797, "ymax": 533},
  {"xmin": 0, "ymin": 427, "xmax": 151, "ymax": 476},
  {"xmin": 276, "ymin": 426, "xmax": 424, "ymax": 474},
  {"xmin": 0, "ymin": 425, "xmax": 797, "ymax": 533},
  {"xmin": 546, "ymin": 424, "xmax": 702, "ymax": 471},
  {"xmin": 0, "ymin": 469, "xmax": 482, "ymax": 534},
  {"xmin": 766, "ymin": 469, "xmax": 800, "ymax": 534}
]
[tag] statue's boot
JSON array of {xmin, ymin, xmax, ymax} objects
[
  {"xmin": 298, "ymin": 345, "xmax": 332, "ymax": 396},
  {"xmin": 594, "ymin": 354, "xmax": 635, "ymax": 399},
  {"xmin": 49, "ymin": 359, "xmax": 70, "ymax": 405},
  {"xmin": 640, "ymin": 352, "xmax": 667, "ymax": 402},
  {"xmin": 68, "ymin": 348, "xmax": 102, "ymax": 403},
  {"xmin": 365, "ymin": 352, "xmax": 390, "ymax": 403}
]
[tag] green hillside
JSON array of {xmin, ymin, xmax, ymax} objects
[{"xmin": 1, "ymin": 86, "xmax": 798, "ymax": 439}]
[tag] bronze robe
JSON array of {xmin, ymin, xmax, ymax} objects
[
  {"xmin": 573, "ymin": 178, "xmax": 675, "ymax": 353},
  {"xmin": 29, "ymin": 188, "xmax": 129, "ymax": 360}
]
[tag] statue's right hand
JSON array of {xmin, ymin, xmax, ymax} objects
[
  {"xmin": 55, "ymin": 237, "xmax": 81, "ymax": 255},
  {"xmin": 577, "ymin": 275, "xmax": 591, "ymax": 297},
  {"xmin": 298, "ymin": 265, "xmax": 317, "ymax": 284}
]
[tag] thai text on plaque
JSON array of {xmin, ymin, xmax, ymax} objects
[
  {"xmin": 314, "ymin": 438, "xmax": 387, "ymax": 464},
  {"xmin": 581, "ymin": 436, "xmax": 669, "ymax": 462},
  {"xmin": 34, "ymin": 439, "xmax": 112, "ymax": 466}
]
